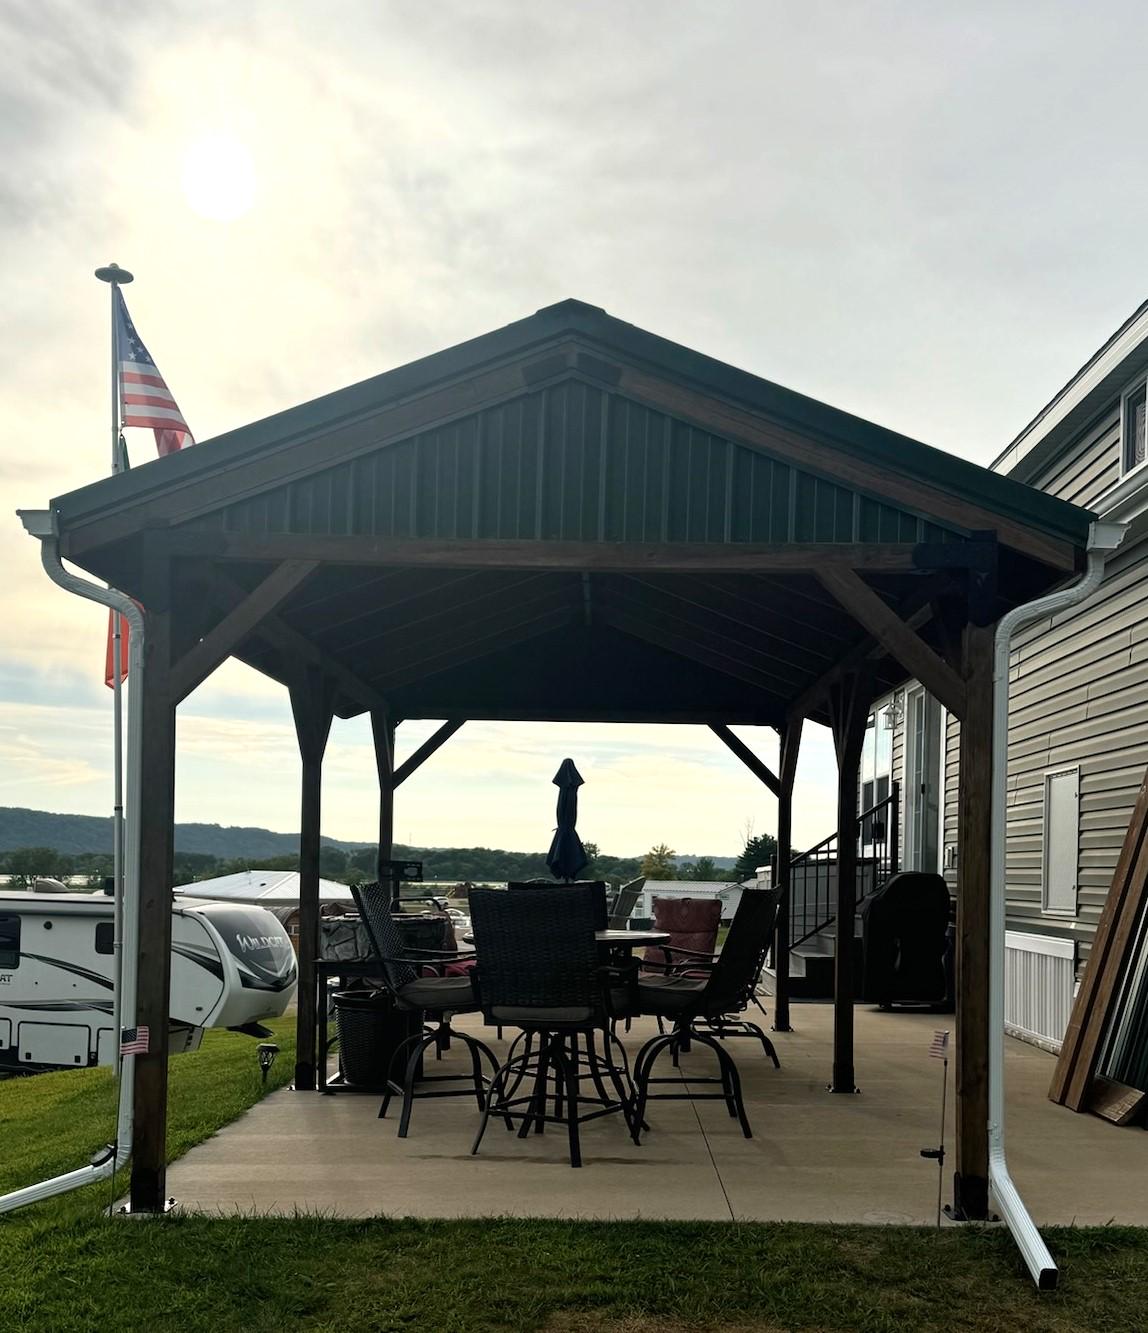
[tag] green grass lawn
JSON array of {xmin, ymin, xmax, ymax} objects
[{"xmin": 2, "ymin": 1023, "xmax": 1147, "ymax": 1332}]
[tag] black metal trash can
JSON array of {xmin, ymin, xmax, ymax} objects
[{"xmin": 332, "ymin": 989, "xmax": 420, "ymax": 1089}]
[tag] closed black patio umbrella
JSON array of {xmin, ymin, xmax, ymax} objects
[{"xmin": 546, "ymin": 758, "xmax": 588, "ymax": 882}]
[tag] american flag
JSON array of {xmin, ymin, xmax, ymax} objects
[
  {"xmin": 928, "ymin": 1029, "xmax": 950, "ymax": 1061},
  {"xmin": 114, "ymin": 289, "xmax": 193, "ymax": 457},
  {"xmin": 120, "ymin": 1026, "xmax": 150, "ymax": 1056}
]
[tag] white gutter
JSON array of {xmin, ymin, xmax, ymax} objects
[
  {"xmin": 0, "ymin": 510, "xmax": 145, "ymax": 1214},
  {"xmin": 989, "ymin": 518, "xmax": 1126, "ymax": 1288}
]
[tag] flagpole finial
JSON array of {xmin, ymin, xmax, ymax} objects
[{"xmin": 95, "ymin": 262, "xmax": 134, "ymax": 286}]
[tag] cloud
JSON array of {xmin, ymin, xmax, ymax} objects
[{"xmin": 3, "ymin": 1, "xmax": 1143, "ymax": 854}]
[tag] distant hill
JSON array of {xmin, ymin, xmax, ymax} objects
[
  {"xmin": 674, "ymin": 854, "xmax": 737, "ymax": 869},
  {"xmin": 0, "ymin": 807, "xmax": 368, "ymax": 858}
]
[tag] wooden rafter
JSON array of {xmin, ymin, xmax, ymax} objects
[
  {"xmin": 375, "ymin": 604, "xmax": 579, "ymax": 692},
  {"xmin": 170, "ymin": 560, "xmax": 317, "ymax": 703},
  {"xmin": 708, "ymin": 724, "xmax": 781, "ymax": 796},
  {"xmin": 215, "ymin": 571, "xmax": 390, "ymax": 716},
  {"xmin": 595, "ymin": 601, "xmax": 792, "ymax": 702},
  {"xmin": 816, "ymin": 565, "xmax": 967, "ymax": 718},
  {"xmin": 393, "ymin": 720, "xmax": 466, "ymax": 787}
]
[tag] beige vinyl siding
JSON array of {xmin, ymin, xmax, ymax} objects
[
  {"xmin": 1002, "ymin": 532, "xmax": 1148, "ymax": 967},
  {"xmin": 1028, "ymin": 406, "xmax": 1121, "ymax": 510},
  {"xmin": 936, "ymin": 395, "xmax": 1138, "ymax": 973},
  {"xmin": 944, "ymin": 712, "xmax": 960, "ymax": 894}
]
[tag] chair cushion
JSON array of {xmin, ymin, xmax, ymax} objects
[
  {"xmin": 637, "ymin": 973, "xmax": 706, "ymax": 1016},
  {"xmin": 396, "ymin": 975, "xmax": 478, "ymax": 1013},
  {"xmin": 644, "ymin": 897, "xmax": 721, "ymax": 969},
  {"xmin": 489, "ymin": 1005, "xmax": 596, "ymax": 1026}
]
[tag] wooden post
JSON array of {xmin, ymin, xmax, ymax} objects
[
  {"xmin": 828, "ymin": 669, "xmax": 873, "ymax": 1094},
  {"xmin": 773, "ymin": 718, "xmax": 803, "ymax": 1032},
  {"xmin": 371, "ymin": 708, "xmax": 395, "ymax": 898},
  {"xmin": 953, "ymin": 621, "xmax": 994, "ymax": 1220},
  {"xmin": 290, "ymin": 669, "xmax": 334, "ymax": 1093},
  {"xmin": 129, "ymin": 550, "xmax": 178, "ymax": 1213}
]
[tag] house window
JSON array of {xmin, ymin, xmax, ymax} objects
[
  {"xmin": 0, "ymin": 914, "xmax": 19, "ymax": 968},
  {"xmin": 1122, "ymin": 377, "xmax": 1147, "ymax": 473},
  {"xmin": 1043, "ymin": 766, "xmax": 1080, "ymax": 916}
]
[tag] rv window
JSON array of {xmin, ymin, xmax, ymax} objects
[
  {"xmin": 95, "ymin": 922, "xmax": 115, "ymax": 955},
  {"xmin": 0, "ymin": 914, "xmax": 19, "ymax": 968}
]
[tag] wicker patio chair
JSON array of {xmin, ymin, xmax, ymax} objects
[
  {"xmin": 468, "ymin": 885, "xmax": 639, "ymax": 1167},
  {"xmin": 350, "ymin": 881, "xmax": 499, "ymax": 1138},
  {"xmin": 632, "ymin": 886, "xmax": 784, "ymax": 1139}
]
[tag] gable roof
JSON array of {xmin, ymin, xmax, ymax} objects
[{"xmin": 51, "ymin": 298, "xmax": 1093, "ymax": 556}]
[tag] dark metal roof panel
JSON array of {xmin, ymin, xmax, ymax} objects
[
  {"xmin": 49, "ymin": 298, "xmax": 1094, "ymax": 550},
  {"xmin": 180, "ymin": 380, "xmax": 962, "ymax": 548}
]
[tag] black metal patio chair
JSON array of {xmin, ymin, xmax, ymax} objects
[
  {"xmin": 350, "ymin": 881, "xmax": 499, "ymax": 1137},
  {"xmin": 632, "ymin": 886, "xmax": 784, "ymax": 1139},
  {"xmin": 468, "ymin": 885, "xmax": 639, "ymax": 1167}
]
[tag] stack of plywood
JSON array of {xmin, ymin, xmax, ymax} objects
[{"xmin": 1049, "ymin": 771, "xmax": 1148, "ymax": 1124}]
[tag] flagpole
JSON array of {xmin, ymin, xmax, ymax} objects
[{"xmin": 95, "ymin": 262, "xmax": 133, "ymax": 1043}]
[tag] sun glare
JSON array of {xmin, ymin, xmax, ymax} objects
[{"xmin": 181, "ymin": 134, "xmax": 257, "ymax": 222}]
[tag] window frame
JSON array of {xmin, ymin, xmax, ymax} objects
[
  {"xmin": 0, "ymin": 913, "xmax": 20, "ymax": 969},
  {"xmin": 1120, "ymin": 372, "xmax": 1148, "ymax": 477},
  {"xmin": 1041, "ymin": 764, "xmax": 1081, "ymax": 918}
]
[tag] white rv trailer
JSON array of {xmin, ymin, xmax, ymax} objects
[{"xmin": 0, "ymin": 892, "xmax": 297, "ymax": 1073}]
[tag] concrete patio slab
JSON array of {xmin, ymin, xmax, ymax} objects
[{"xmin": 164, "ymin": 1005, "xmax": 1148, "ymax": 1226}]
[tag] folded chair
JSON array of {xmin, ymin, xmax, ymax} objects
[
  {"xmin": 633, "ymin": 886, "xmax": 784, "ymax": 1139},
  {"xmin": 350, "ymin": 881, "xmax": 499, "ymax": 1138},
  {"xmin": 469, "ymin": 885, "xmax": 639, "ymax": 1167}
]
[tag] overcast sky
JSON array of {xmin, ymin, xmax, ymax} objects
[{"xmin": 1, "ymin": 2, "xmax": 1144, "ymax": 859}]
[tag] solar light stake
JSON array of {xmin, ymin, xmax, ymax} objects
[
  {"xmin": 920, "ymin": 1029, "xmax": 950, "ymax": 1228},
  {"xmin": 257, "ymin": 1042, "xmax": 280, "ymax": 1086}
]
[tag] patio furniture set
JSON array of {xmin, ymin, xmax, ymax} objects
[{"xmin": 326, "ymin": 881, "xmax": 784, "ymax": 1167}]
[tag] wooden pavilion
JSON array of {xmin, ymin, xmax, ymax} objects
[{"xmin": 38, "ymin": 300, "xmax": 1094, "ymax": 1219}]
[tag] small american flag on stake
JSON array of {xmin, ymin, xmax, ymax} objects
[
  {"xmin": 114, "ymin": 288, "xmax": 194, "ymax": 457},
  {"xmin": 928, "ymin": 1029, "xmax": 950, "ymax": 1060},
  {"xmin": 120, "ymin": 1026, "xmax": 150, "ymax": 1056}
]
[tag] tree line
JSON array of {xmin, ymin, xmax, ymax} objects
[{"xmin": 1, "ymin": 830, "xmax": 775, "ymax": 891}]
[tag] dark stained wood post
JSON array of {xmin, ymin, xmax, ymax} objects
[
  {"xmin": 129, "ymin": 546, "xmax": 177, "ymax": 1212},
  {"xmin": 828, "ymin": 669, "xmax": 874, "ymax": 1094},
  {"xmin": 371, "ymin": 708, "xmax": 395, "ymax": 895},
  {"xmin": 773, "ymin": 718, "xmax": 804, "ymax": 1033},
  {"xmin": 953, "ymin": 621, "xmax": 994, "ymax": 1220},
  {"xmin": 290, "ymin": 669, "xmax": 334, "ymax": 1093}
]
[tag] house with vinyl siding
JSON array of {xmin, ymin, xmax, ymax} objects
[{"xmin": 868, "ymin": 301, "xmax": 1148, "ymax": 1061}]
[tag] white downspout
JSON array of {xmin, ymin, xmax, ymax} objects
[
  {"xmin": 0, "ymin": 510, "xmax": 145, "ymax": 1214},
  {"xmin": 988, "ymin": 518, "xmax": 1126, "ymax": 1288}
]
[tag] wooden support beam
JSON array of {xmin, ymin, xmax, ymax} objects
[
  {"xmin": 828, "ymin": 665, "xmax": 875, "ymax": 1094},
  {"xmin": 170, "ymin": 560, "xmax": 317, "ymax": 703},
  {"xmin": 953, "ymin": 621, "xmax": 994, "ymax": 1220},
  {"xmin": 816, "ymin": 565, "xmax": 968, "ymax": 719},
  {"xmin": 787, "ymin": 581, "xmax": 949, "ymax": 722},
  {"xmin": 371, "ymin": 708, "xmax": 396, "ymax": 896},
  {"xmin": 215, "ymin": 571, "xmax": 390, "ymax": 717},
  {"xmin": 163, "ymin": 531, "xmax": 932, "ymax": 573},
  {"xmin": 130, "ymin": 543, "xmax": 177, "ymax": 1213},
  {"xmin": 773, "ymin": 717, "xmax": 803, "ymax": 1034},
  {"xmin": 393, "ymin": 719, "xmax": 465, "ymax": 787},
  {"xmin": 290, "ymin": 668, "xmax": 335, "ymax": 1093},
  {"xmin": 708, "ymin": 724, "xmax": 781, "ymax": 796}
]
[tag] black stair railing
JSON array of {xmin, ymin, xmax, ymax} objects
[{"xmin": 787, "ymin": 781, "xmax": 900, "ymax": 950}]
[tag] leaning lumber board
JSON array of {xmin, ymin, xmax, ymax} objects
[
  {"xmin": 1050, "ymin": 769, "xmax": 1148, "ymax": 1109},
  {"xmin": 1087, "ymin": 1077, "xmax": 1148, "ymax": 1127}
]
